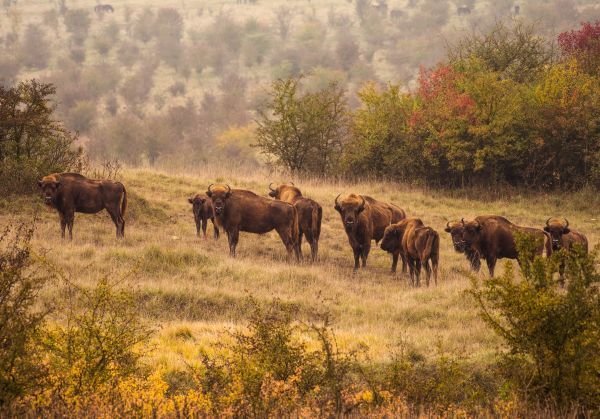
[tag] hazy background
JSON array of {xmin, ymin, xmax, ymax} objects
[{"xmin": 1, "ymin": 0, "xmax": 599, "ymax": 168}]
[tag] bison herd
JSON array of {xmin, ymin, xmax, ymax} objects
[{"xmin": 38, "ymin": 173, "xmax": 590, "ymax": 286}]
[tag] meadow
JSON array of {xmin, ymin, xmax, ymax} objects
[{"xmin": 2, "ymin": 164, "xmax": 598, "ymax": 377}]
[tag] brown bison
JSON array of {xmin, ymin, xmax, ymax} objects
[
  {"xmin": 206, "ymin": 184, "xmax": 299, "ymax": 260},
  {"xmin": 38, "ymin": 172, "xmax": 127, "ymax": 239},
  {"xmin": 461, "ymin": 215, "xmax": 551, "ymax": 277},
  {"xmin": 444, "ymin": 221, "xmax": 481, "ymax": 272},
  {"xmin": 268, "ymin": 183, "xmax": 322, "ymax": 261},
  {"xmin": 334, "ymin": 193, "xmax": 406, "ymax": 271},
  {"xmin": 381, "ymin": 218, "xmax": 439, "ymax": 286},
  {"xmin": 544, "ymin": 217, "xmax": 588, "ymax": 281},
  {"xmin": 188, "ymin": 194, "xmax": 219, "ymax": 240}
]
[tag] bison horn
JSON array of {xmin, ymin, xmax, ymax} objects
[
  {"xmin": 334, "ymin": 194, "xmax": 341, "ymax": 207},
  {"xmin": 446, "ymin": 221, "xmax": 451, "ymax": 229},
  {"xmin": 289, "ymin": 181, "xmax": 295, "ymax": 186},
  {"xmin": 461, "ymin": 218, "xmax": 465, "ymax": 225},
  {"xmin": 269, "ymin": 182, "xmax": 276, "ymax": 191},
  {"xmin": 225, "ymin": 184, "xmax": 231, "ymax": 194},
  {"xmin": 546, "ymin": 217, "xmax": 552, "ymax": 227},
  {"xmin": 564, "ymin": 218, "xmax": 569, "ymax": 228},
  {"xmin": 358, "ymin": 196, "xmax": 366, "ymax": 211}
]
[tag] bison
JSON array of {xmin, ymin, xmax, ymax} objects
[
  {"xmin": 38, "ymin": 172, "xmax": 127, "ymax": 239},
  {"xmin": 268, "ymin": 183, "xmax": 322, "ymax": 261},
  {"xmin": 444, "ymin": 221, "xmax": 481, "ymax": 272},
  {"xmin": 188, "ymin": 194, "xmax": 219, "ymax": 240},
  {"xmin": 334, "ymin": 193, "xmax": 406, "ymax": 271},
  {"xmin": 544, "ymin": 217, "xmax": 588, "ymax": 282},
  {"xmin": 381, "ymin": 218, "xmax": 439, "ymax": 286},
  {"xmin": 461, "ymin": 215, "xmax": 551, "ymax": 277},
  {"xmin": 206, "ymin": 184, "xmax": 299, "ymax": 260}
]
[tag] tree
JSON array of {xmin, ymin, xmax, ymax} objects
[
  {"xmin": 448, "ymin": 21, "xmax": 554, "ymax": 83},
  {"xmin": 20, "ymin": 24, "xmax": 51, "ymax": 69},
  {"xmin": 155, "ymin": 8, "xmax": 183, "ymax": 67},
  {"xmin": 558, "ymin": 21, "xmax": 600, "ymax": 75},
  {"xmin": 0, "ymin": 80, "xmax": 82, "ymax": 194},
  {"xmin": 63, "ymin": 9, "xmax": 91, "ymax": 45},
  {"xmin": 255, "ymin": 78, "xmax": 349, "ymax": 176}
]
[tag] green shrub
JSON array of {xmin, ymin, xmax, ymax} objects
[
  {"xmin": 470, "ymin": 238, "xmax": 600, "ymax": 410},
  {"xmin": 0, "ymin": 221, "xmax": 51, "ymax": 405},
  {"xmin": 44, "ymin": 277, "xmax": 154, "ymax": 397}
]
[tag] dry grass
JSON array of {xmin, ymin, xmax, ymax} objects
[{"xmin": 1, "ymin": 165, "xmax": 598, "ymax": 374}]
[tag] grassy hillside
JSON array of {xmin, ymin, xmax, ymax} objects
[{"xmin": 3, "ymin": 166, "xmax": 598, "ymax": 374}]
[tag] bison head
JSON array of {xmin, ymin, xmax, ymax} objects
[
  {"xmin": 188, "ymin": 194, "xmax": 208, "ymax": 218},
  {"xmin": 206, "ymin": 184, "xmax": 231, "ymax": 216},
  {"xmin": 38, "ymin": 176, "xmax": 61, "ymax": 206},
  {"xmin": 380, "ymin": 224, "xmax": 402, "ymax": 253},
  {"xmin": 444, "ymin": 221, "xmax": 468, "ymax": 252},
  {"xmin": 461, "ymin": 218, "xmax": 482, "ymax": 248},
  {"xmin": 334, "ymin": 194, "xmax": 366, "ymax": 233},
  {"xmin": 544, "ymin": 217, "xmax": 570, "ymax": 251},
  {"xmin": 268, "ymin": 183, "xmax": 280, "ymax": 199}
]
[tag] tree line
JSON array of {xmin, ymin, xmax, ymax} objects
[{"xmin": 256, "ymin": 22, "xmax": 600, "ymax": 190}]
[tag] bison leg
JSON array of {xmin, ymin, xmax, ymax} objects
[
  {"xmin": 415, "ymin": 260, "xmax": 422, "ymax": 287},
  {"xmin": 195, "ymin": 217, "xmax": 201, "ymax": 237},
  {"xmin": 391, "ymin": 251, "xmax": 399, "ymax": 273},
  {"xmin": 201, "ymin": 217, "xmax": 208, "ymax": 239},
  {"xmin": 107, "ymin": 207, "xmax": 124, "ymax": 238},
  {"xmin": 276, "ymin": 226, "xmax": 299, "ymax": 262},
  {"xmin": 407, "ymin": 259, "xmax": 416, "ymax": 286},
  {"xmin": 423, "ymin": 260, "xmax": 432, "ymax": 287},
  {"xmin": 59, "ymin": 213, "xmax": 67, "ymax": 239},
  {"xmin": 431, "ymin": 254, "xmax": 439, "ymax": 286},
  {"xmin": 361, "ymin": 243, "xmax": 370, "ymax": 268},
  {"xmin": 227, "ymin": 229, "xmax": 239, "ymax": 257},
  {"xmin": 353, "ymin": 247, "xmax": 361, "ymax": 271},
  {"xmin": 212, "ymin": 219, "xmax": 220, "ymax": 240},
  {"xmin": 486, "ymin": 257, "xmax": 497, "ymax": 277},
  {"xmin": 297, "ymin": 230, "xmax": 304, "ymax": 260},
  {"xmin": 400, "ymin": 252, "xmax": 408, "ymax": 274}
]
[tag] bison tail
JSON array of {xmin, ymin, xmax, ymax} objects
[
  {"xmin": 423, "ymin": 228, "xmax": 439, "ymax": 262},
  {"xmin": 120, "ymin": 184, "xmax": 128, "ymax": 217},
  {"xmin": 313, "ymin": 204, "xmax": 322, "ymax": 241}
]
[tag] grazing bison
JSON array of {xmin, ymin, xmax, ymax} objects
[
  {"xmin": 444, "ymin": 221, "xmax": 481, "ymax": 272},
  {"xmin": 544, "ymin": 217, "xmax": 588, "ymax": 282},
  {"xmin": 461, "ymin": 216, "xmax": 551, "ymax": 277},
  {"xmin": 38, "ymin": 172, "xmax": 126, "ymax": 239},
  {"xmin": 334, "ymin": 193, "xmax": 406, "ymax": 271},
  {"xmin": 268, "ymin": 183, "xmax": 322, "ymax": 261},
  {"xmin": 188, "ymin": 194, "xmax": 219, "ymax": 240},
  {"xmin": 206, "ymin": 184, "xmax": 299, "ymax": 260}
]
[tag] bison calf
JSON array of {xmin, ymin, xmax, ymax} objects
[
  {"xmin": 38, "ymin": 172, "xmax": 127, "ymax": 239},
  {"xmin": 381, "ymin": 218, "xmax": 439, "ymax": 286},
  {"xmin": 335, "ymin": 193, "xmax": 406, "ymax": 272},
  {"xmin": 188, "ymin": 194, "xmax": 219, "ymax": 240},
  {"xmin": 268, "ymin": 183, "xmax": 322, "ymax": 262}
]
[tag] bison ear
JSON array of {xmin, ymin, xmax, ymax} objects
[
  {"xmin": 543, "ymin": 226, "xmax": 550, "ymax": 232},
  {"xmin": 206, "ymin": 190, "xmax": 212, "ymax": 197},
  {"xmin": 444, "ymin": 226, "xmax": 452, "ymax": 233},
  {"xmin": 55, "ymin": 180, "xmax": 61, "ymax": 188},
  {"xmin": 563, "ymin": 227, "xmax": 570, "ymax": 234},
  {"xmin": 334, "ymin": 204, "xmax": 341, "ymax": 213},
  {"xmin": 188, "ymin": 197, "xmax": 194, "ymax": 204},
  {"xmin": 225, "ymin": 191, "xmax": 232, "ymax": 198},
  {"xmin": 37, "ymin": 180, "xmax": 42, "ymax": 188}
]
